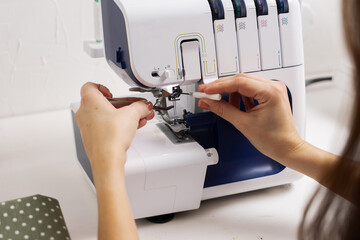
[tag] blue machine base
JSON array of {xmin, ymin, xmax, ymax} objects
[{"xmin": 187, "ymin": 112, "xmax": 285, "ymax": 188}]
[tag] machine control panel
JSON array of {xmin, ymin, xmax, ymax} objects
[
  {"xmin": 277, "ymin": 0, "xmax": 303, "ymax": 67},
  {"xmin": 210, "ymin": 0, "xmax": 240, "ymax": 77},
  {"xmin": 234, "ymin": 0, "xmax": 262, "ymax": 72},
  {"xmin": 255, "ymin": 0, "xmax": 282, "ymax": 70},
  {"xmin": 199, "ymin": 0, "xmax": 301, "ymax": 75}
]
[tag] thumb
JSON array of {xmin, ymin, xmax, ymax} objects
[
  {"xmin": 199, "ymin": 99, "xmax": 248, "ymax": 131},
  {"xmin": 123, "ymin": 101, "xmax": 153, "ymax": 120}
]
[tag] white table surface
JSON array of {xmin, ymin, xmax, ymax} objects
[{"xmin": 0, "ymin": 82, "xmax": 349, "ymax": 240}]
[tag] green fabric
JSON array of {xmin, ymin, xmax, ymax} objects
[{"xmin": 0, "ymin": 194, "xmax": 71, "ymax": 240}]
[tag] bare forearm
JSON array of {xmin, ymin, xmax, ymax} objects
[
  {"xmin": 75, "ymin": 82, "xmax": 153, "ymax": 239},
  {"xmin": 277, "ymin": 141, "xmax": 360, "ymax": 204},
  {"xmin": 277, "ymin": 141, "xmax": 339, "ymax": 186},
  {"xmin": 92, "ymin": 157, "xmax": 139, "ymax": 240}
]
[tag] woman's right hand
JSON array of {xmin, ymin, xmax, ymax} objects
[{"xmin": 198, "ymin": 74, "xmax": 304, "ymax": 162}]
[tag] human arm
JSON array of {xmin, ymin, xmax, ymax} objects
[
  {"xmin": 198, "ymin": 75, "xmax": 340, "ymax": 189},
  {"xmin": 75, "ymin": 82, "xmax": 154, "ymax": 240}
]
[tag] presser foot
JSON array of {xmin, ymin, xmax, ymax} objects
[{"xmin": 156, "ymin": 123, "xmax": 193, "ymax": 144}]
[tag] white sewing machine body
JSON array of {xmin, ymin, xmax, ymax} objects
[{"xmin": 71, "ymin": 0, "xmax": 305, "ymax": 219}]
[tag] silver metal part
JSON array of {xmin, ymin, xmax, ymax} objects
[
  {"xmin": 129, "ymin": 86, "xmax": 186, "ymax": 125},
  {"xmin": 128, "ymin": 86, "xmax": 195, "ymax": 146},
  {"xmin": 156, "ymin": 123, "xmax": 193, "ymax": 144}
]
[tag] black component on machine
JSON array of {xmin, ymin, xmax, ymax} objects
[
  {"xmin": 207, "ymin": 0, "xmax": 225, "ymax": 20},
  {"xmin": 275, "ymin": 0, "xmax": 289, "ymax": 14},
  {"xmin": 232, "ymin": 0, "xmax": 247, "ymax": 18},
  {"xmin": 168, "ymin": 86, "xmax": 184, "ymax": 101},
  {"xmin": 254, "ymin": 0, "xmax": 268, "ymax": 16}
]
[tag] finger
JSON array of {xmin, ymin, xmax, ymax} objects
[
  {"xmin": 98, "ymin": 84, "xmax": 113, "ymax": 98},
  {"xmin": 81, "ymin": 82, "xmax": 105, "ymax": 98},
  {"xmin": 110, "ymin": 97, "xmax": 147, "ymax": 102},
  {"xmin": 198, "ymin": 84, "xmax": 205, "ymax": 92},
  {"xmin": 111, "ymin": 101, "xmax": 133, "ymax": 109},
  {"xmin": 239, "ymin": 74, "xmax": 268, "ymax": 83},
  {"xmin": 202, "ymin": 77, "xmax": 271, "ymax": 102},
  {"xmin": 199, "ymin": 75, "xmax": 237, "ymax": 92},
  {"xmin": 199, "ymin": 74, "xmax": 268, "ymax": 92},
  {"xmin": 203, "ymin": 76, "xmax": 262, "ymax": 94},
  {"xmin": 124, "ymin": 101, "xmax": 153, "ymax": 120},
  {"xmin": 109, "ymin": 98, "xmax": 148, "ymax": 109},
  {"xmin": 138, "ymin": 118, "xmax": 147, "ymax": 129},
  {"xmin": 198, "ymin": 99, "xmax": 248, "ymax": 131},
  {"xmin": 80, "ymin": 82, "xmax": 114, "ymax": 109},
  {"xmin": 199, "ymin": 77, "xmax": 233, "ymax": 92},
  {"xmin": 145, "ymin": 111, "xmax": 155, "ymax": 121},
  {"xmin": 229, "ymin": 92, "xmax": 241, "ymax": 109},
  {"xmin": 80, "ymin": 82, "xmax": 113, "ymax": 104},
  {"xmin": 198, "ymin": 99, "xmax": 210, "ymax": 110},
  {"xmin": 242, "ymin": 96, "xmax": 255, "ymax": 112}
]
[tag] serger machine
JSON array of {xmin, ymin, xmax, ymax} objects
[{"xmin": 71, "ymin": 0, "xmax": 305, "ymax": 219}]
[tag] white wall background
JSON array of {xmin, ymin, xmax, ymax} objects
[
  {"xmin": 0, "ymin": 0, "xmax": 130, "ymax": 118},
  {"xmin": 301, "ymin": 0, "xmax": 350, "ymax": 79},
  {"xmin": 0, "ymin": 0, "xmax": 351, "ymax": 118}
]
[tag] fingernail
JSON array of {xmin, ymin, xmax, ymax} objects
[
  {"xmin": 146, "ymin": 111, "xmax": 155, "ymax": 120},
  {"xmin": 198, "ymin": 101, "xmax": 210, "ymax": 110},
  {"xmin": 198, "ymin": 84, "xmax": 205, "ymax": 91},
  {"xmin": 146, "ymin": 102, "xmax": 153, "ymax": 111},
  {"xmin": 98, "ymin": 85, "xmax": 112, "ymax": 98},
  {"xmin": 98, "ymin": 84, "xmax": 105, "ymax": 91}
]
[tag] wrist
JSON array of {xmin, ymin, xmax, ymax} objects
[
  {"xmin": 272, "ymin": 133, "xmax": 306, "ymax": 164},
  {"xmin": 93, "ymin": 166, "xmax": 126, "ymax": 191},
  {"xmin": 273, "ymin": 137, "xmax": 340, "ymax": 182},
  {"xmin": 90, "ymin": 153, "xmax": 127, "ymax": 189}
]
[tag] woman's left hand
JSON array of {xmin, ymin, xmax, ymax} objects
[
  {"xmin": 75, "ymin": 82, "xmax": 154, "ymax": 179},
  {"xmin": 75, "ymin": 82, "xmax": 152, "ymax": 240}
]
